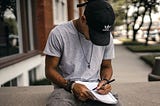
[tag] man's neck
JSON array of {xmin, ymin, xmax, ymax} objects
[
  {"xmin": 73, "ymin": 19, "xmax": 88, "ymax": 39},
  {"xmin": 73, "ymin": 19, "xmax": 81, "ymax": 33}
]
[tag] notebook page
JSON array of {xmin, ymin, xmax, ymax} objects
[{"xmin": 76, "ymin": 81, "xmax": 118, "ymax": 104}]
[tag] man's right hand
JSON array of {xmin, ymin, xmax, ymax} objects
[{"xmin": 72, "ymin": 83, "xmax": 93, "ymax": 101}]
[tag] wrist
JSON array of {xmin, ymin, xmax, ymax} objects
[
  {"xmin": 102, "ymin": 78, "xmax": 109, "ymax": 82},
  {"xmin": 71, "ymin": 82, "xmax": 76, "ymax": 90},
  {"xmin": 71, "ymin": 82, "xmax": 76, "ymax": 94},
  {"xmin": 64, "ymin": 80, "xmax": 75, "ymax": 93},
  {"xmin": 100, "ymin": 78, "xmax": 110, "ymax": 84}
]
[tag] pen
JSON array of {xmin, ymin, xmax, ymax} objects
[{"xmin": 92, "ymin": 79, "xmax": 115, "ymax": 91}]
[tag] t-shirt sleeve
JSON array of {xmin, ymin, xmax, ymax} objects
[
  {"xmin": 43, "ymin": 28, "xmax": 63, "ymax": 57},
  {"xmin": 103, "ymin": 33, "xmax": 115, "ymax": 60}
]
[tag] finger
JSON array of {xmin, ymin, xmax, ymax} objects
[
  {"xmin": 97, "ymin": 85, "xmax": 112, "ymax": 95},
  {"xmin": 78, "ymin": 96, "xmax": 88, "ymax": 101},
  {"xmin": 83, "ymin": 90, "xmax": 92, "ymax": 100},
  {"xmin": 104, "ymin": 84, "xmax": 111, "ymax": 89},
  {"xmin": 100, "ymin": 84, "xmax": 111, "ymax": 90},
  {"xmin": 78, "ymin": 92, "xmax": 89, "ymax": 101},
  {"xmin": 86, "ymin": 91, "xmax": 95, "ymax": 100},
  {"xmin": 77, "ymin": 89, "xmax": 91, "ymax": 101},
  {"xmin": 97, "ymin": 87, "xmax": 111, "ymax": 95},
  {"xmin": 96, "ymin": 80, "xmax": 106, "ymax": 89},
  {"xmin": 73, "ymin": 83, "xmax": 93, "ymax": 101}
]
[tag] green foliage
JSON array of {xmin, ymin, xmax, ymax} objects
[
  {"xmin": 0, "ymin": 0, "xmax": 16, "ymax": 17},
  {"xmin": 32, "ymin": 79, "xmax": 52, "ymax": 85},
  {"xmin": 126, "ymin": 45, "xmax": 160, "ymax": 52},
  {"xmin": 140, "ymin": 54, "xmax": 160, "ymax": 68},
  {"xmin": 123, "ymin": 41, "xmax": 144, "ymax": 45},
  {"xmin": 110, "ymin": 0, "xmax": 126, "ymax": 26},
  {"xmin": 0, "ymin": 0, "xmax": 17, "ymax": 35},
  {"xmin": 4, "ymin": 18, "xmax": 18, "ymax": 35},
  {"xmin": 129, "ymin": 0, "xmax": 159, "ymax": 42}
]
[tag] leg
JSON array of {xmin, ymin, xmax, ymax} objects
[{"xmin": 46, "ymin": 88, "xmax": 77, "ymax": 106}]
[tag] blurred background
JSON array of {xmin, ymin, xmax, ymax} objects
[{"xmin": 0, "ymin": 0, "xmax": 160, "ymax": 87}]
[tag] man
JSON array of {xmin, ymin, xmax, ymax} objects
[{"xmin": 44, "ymin": 0, "xmax": 120, "ymax": 106}]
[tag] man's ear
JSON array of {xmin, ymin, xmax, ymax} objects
[{"xmin": 81, "ymin": 15, "xmax": 87, "ymax": 24}]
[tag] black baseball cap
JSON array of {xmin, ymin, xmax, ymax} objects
[{"xmin": 77, "ymin": 0, "xmax": 115, "ymax": 46}]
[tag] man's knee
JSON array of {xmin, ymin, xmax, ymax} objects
[
  {"xmin": 46, "ymin": 99, "xmax": 74, "ymax": 106},
  {"xmin": 46, "ymin": 88, "xmax": 76, "ymax": 106}
]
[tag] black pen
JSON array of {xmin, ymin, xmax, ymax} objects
[{"xmin": 92, "ymin": 79, "xmax": 115, "ymax": 91}]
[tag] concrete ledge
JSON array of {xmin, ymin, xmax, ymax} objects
[
  {"xmin": 0, "ymin": 86, "xmax": 53, "ymax": 106},
  {"xmin": 112, "ymin": 82, "xmax": 160, "ymax": 106},
  {"xmin": 0, "ymin": 82, "xmax": 160, "ymax": 106}
]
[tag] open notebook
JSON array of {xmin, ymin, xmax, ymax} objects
[{"xmin": 76, "ymin": 81, "xmax": 118, "ymax": 104}]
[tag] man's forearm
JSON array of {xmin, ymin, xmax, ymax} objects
[
  {"xmin": 100, "ymin": 66, "xmax": 113, "ymax": 80},
  {"xmin": 45, "ymin": 68, "xmax": 67, "ymax": 88},
  {"xmin": 45, "ymin": 56, "xmax": 67, "ymax": 88},
  {"xmin": 100, "ymin": 60, "xmax": 113, "ymax": 80}
]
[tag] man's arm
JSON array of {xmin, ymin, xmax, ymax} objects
[
  {"xmin": 45, "ymin": 55, "xmax": 67, "ymax": 88},
  {"xmin": 100, "ymin": 59, "xmax": 113, "ymax": 80},
  {"xmin": 96, "ymin": 59, "xmax": 113, "ymax": 95},
  {"xmin": 45, "ymin": 55, "xmax": 92, "ymax": 101}
]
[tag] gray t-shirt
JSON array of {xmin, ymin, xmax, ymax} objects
[{"xmin": 43, "ymin": 21, "xmax": 115, "ymax": 82}]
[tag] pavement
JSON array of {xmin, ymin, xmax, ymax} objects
[
  {"xmin": 110, "ymin": 39, "xmax": 160, "ymax": 106},
  {"xmin": 112, "ymin": 39, "xmax": 152, "ymax": 83}
]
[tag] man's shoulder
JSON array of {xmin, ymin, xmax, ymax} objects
[
  {"xmin": 54, "ymin": 21, "xmax": 74, "ymax": 31},
  {"xmin": 49, "ymin": 21, "xmax": 77, "ymax": 40},
  {"xmin": 50, "ymin": 21, "xmax": 76, "ymax": 37}
]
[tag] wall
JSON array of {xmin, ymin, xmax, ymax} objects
[{"xmin": 0, "ymin": 55, "xmax": 45, "ymax": 86}]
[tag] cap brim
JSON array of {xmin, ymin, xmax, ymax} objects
[{"xmin": 89, "ymin": 27, "xmax": 110, "ymax": 46}]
